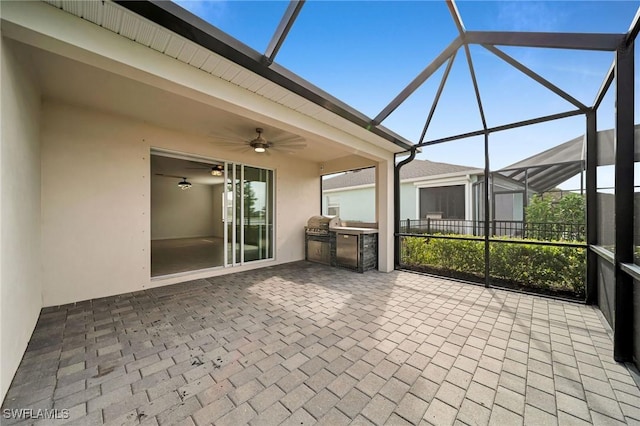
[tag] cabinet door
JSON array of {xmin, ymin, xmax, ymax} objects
[{"xmin": 336, "ymin": 234, "xmax": 358, "ymax": 269}]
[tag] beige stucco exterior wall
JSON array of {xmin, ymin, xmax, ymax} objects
[
  {"xmin": 0, "ymin": 38, "xmax": 43, "ymax": 400},
  {"xmin": 41, "ymin": 101, "xmax": 319, "ymax": 307}
]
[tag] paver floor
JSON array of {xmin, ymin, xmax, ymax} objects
[{"xmin": 3, "ymin": 262, "xmax": 640, "ymax": 425}]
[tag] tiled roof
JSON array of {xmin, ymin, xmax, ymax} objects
[{"xmin": 322, "ymin": 159, "xmax": 478, "ymax": 190}]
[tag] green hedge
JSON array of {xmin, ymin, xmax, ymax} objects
[{"xmin": 401, "ymin": 236, "xmax": 586, "ymax": 297}]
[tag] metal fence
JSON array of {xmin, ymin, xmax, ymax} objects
[{"xmin": 400, "ymin": 218, "xmax": 585, "ymax": 242}]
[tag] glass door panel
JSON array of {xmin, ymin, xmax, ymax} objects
[
  {"xmin": 266, "ymin": 169, "xmax": 273, "ymax": 259},
  {"xmin": 235, "ymin": 164, "xmax": 243, "ymax": 263},
  {"xmin": 225, "ymin": 162, "xmax": 235, "ymax": 265},
  {"xmin": 243, "ymin": 167, "xmax": 273, "ymax": 261},
  {"xmin": 224, "ymin": 162, "xmax": 273, "ymax": 266}
]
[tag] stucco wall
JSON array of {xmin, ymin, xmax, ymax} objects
[
  {"xmin": 151, "ymin": 176, "xmax": 217, "ymax": 240},
  {"xmin": 328, "ymin": 176, "xmax": 478, "ymax": 223},
  {"xmin": 41, "ymin": 101, "xmax": 318, "ymax": 307},
  {"xmin": 323, "ymin": 186, "xmax": 376, "ymax": 222},
  {"xmin": 323, "ymin": 182, "xmax": 420, "ymax": 222},
  {"xmin": 400, "ymin": 183, "xmax": 418, "ymax": 221},
  {"xmin": 0, "ymin": 38, "xmax": 42, "ymax": 401}
]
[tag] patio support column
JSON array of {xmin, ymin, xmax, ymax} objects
[
  {"xmin": 377, "ymin": 157, "xmax": 395, "ymax": 272},
  {"xmin": 613, "ymin": 42, "xmax": 634, "ymax": 362},
  {"xmin": 585, "ymin": 110, "xmax": 598, "ymax": 305}
]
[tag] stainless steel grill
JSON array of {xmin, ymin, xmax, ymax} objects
[
  {"xmin": 305, "ymin": 216, "xmax": 341, "ymax": 236},
  {"xmin": 305, "ymin": 216, "xmax": 340, "ymax": 265}
]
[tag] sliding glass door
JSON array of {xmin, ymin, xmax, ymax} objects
[
  {"xmin": 224, "ymin": 163, "xmax": 274, "ymax": 266},
  {"xmin": 243, "ymin": 166, "xmax": 273, "ymax": 261}
]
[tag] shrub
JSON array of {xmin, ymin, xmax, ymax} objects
[
  {"xmin": 526, "ymin": 193, "xmax": 585, "ymax": 225},
  {"xmin": 524, "ymin": 193, "xmax": 586, "ymax": 241},
  {"xmin": 401, "ymin": 236, "xmax": 586, "ymax": 297}
]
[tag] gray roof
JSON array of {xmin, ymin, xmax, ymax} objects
[
  {"xmin": 322, "ymin": 159, "xmax": 478, "ymax": 190},
  {"xmin": 499, "ymin": 125, "xmax": 640, "ymax": 192}
]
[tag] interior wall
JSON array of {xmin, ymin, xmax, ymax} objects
[
  {"xmin": 41, "ymin": 100, "xmax": 318, "ymax": 306},
  {"xmin": 150, "ymin": 175, "xmax": 216, "ymax": 240},
  {"xmin": 0, "ymin": 38, "xmax": 42, "ymax": 401}
]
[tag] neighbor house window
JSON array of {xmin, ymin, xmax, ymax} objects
[{"xmin": 419, "ymin": 185, "xmax": 465, "ymax": 219}]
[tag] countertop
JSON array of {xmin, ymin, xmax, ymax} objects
[{"xmin": 330, "ymin": 226, "xmax": 379, "ymax": 235}]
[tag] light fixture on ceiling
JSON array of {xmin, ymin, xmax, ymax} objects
[
  {"xmin": 178, "ymin": 177, "xmax": 192, "ymax": 190},
  {"xmin": 210, "ymin": 165, "xmax": 224, "ymax": 176},
  {"xmin": 249, "ymin": 128, "xmax": 269, "ymax": 153}
]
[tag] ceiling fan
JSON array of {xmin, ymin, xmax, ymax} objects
[
  {"xmin": 250, "ymin": 128, "xmax": 270, "ymax": 153},
  {"xmin": 184, "ymin": 163, "xmax": 225, "ymax": 176},
  {"xmin": 155, "ymin": 174, "xmax": 192, "ymax": 190},
  {"xmin": 212, "ymin": 128, "xmax": 307, "ymax": 154}
]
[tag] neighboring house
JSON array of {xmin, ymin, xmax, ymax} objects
[
  {"xmin": 322, "ymin": 159, "xmax": 528, "ymax": 223},
  {"xmin": 323, "ymin": 125, "xmax": 640, "ymax": 226}
]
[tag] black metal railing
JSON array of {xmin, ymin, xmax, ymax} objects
[{"xmin": 400, "ymin": 218, "xmax": 585, "ymax": 242}]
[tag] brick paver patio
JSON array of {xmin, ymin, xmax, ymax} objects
[{"xmin": 3, "ymin": 262, "xmax": 640, "ymax": 425}]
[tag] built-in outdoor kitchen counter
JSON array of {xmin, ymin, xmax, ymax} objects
[{"xmin": 305, "ymin": 216, "xmax": 378, "ymax": 273}]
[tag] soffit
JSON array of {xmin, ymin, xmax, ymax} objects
[
  {"xmin": 39, "ymin": 0, "xmax": 407, "ymax": 155},
  {"xmin": 20, "ymin": 40, "xmax": 356, "ymax": 163}
]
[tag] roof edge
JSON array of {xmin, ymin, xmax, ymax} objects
[{"xmin": 114, "ymin": 0, "xmax": 414, "ymax": 151}]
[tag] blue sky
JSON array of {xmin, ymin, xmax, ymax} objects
[{"xmin": 175, "ymin": 0, "xmax": 639, "ymax": 189}]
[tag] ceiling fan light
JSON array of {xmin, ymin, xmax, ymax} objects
[
  {"xmin": 178, "ymin": 178, "xmax": 192, "ymax": 190},
  {"xmin": 249, "ymin": 128, "xmax": 269, "ymax": 153}
]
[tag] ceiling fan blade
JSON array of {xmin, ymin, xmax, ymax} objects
[
  {"xmin": 271, "ymin": 148, "xmax": 298, "ymax": 155},
  {"xmin": 155, "ymin": 173, "xmax": 184, "ymax": 179},
  {"xmin": 215, "ymin": 140, "xmax": 249, "ymax": 148},
  {"xmin": 208, "ymin": 135, "xmax": 246, "ymax": 145},
  {"xmin": 273, "ymin": 135, "xmax": 305, "ymax": 144},
  {"xmin": 274, "ymin": 143, "xmax": 306, "ymax": 149}
]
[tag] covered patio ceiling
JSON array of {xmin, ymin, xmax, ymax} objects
[{"xmin": 21, "ymin": 41, "xmax": 367, "ymax": 165}]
